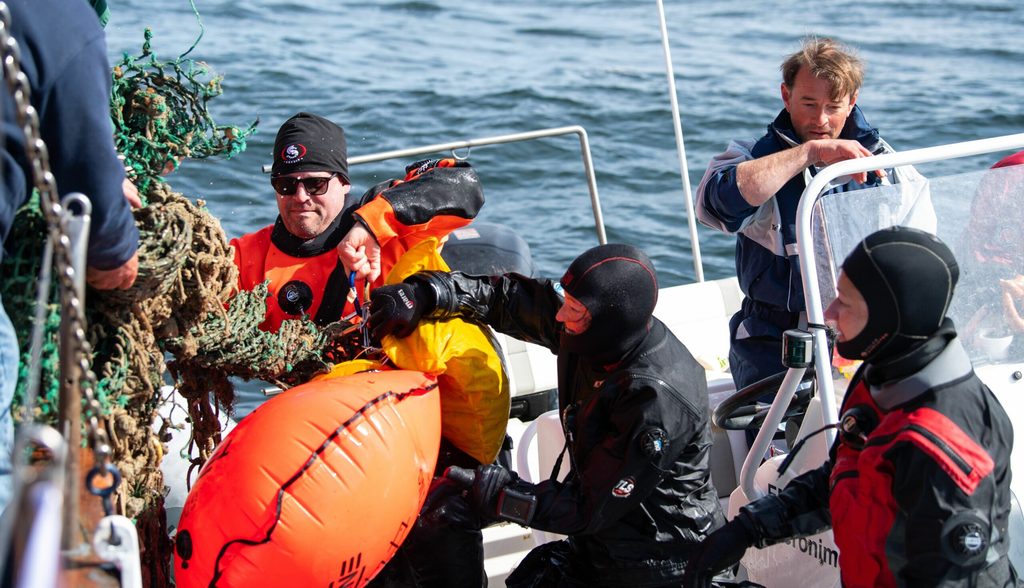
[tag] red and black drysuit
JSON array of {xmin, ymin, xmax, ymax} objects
[
  {"xmin": 231, "ymin": 159, "xmax": 482, "ymax": 332},
  {"xmin": 738, "ymin": 324, "xmax": 1018, "ymax": 587}
]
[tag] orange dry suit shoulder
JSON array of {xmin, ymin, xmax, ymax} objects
[{"xmin": 355, "ymin": 158, "xmax": 482, "ymax": 286}]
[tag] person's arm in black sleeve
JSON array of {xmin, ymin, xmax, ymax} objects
[
  {"xmin": 447, "ymin": 376, "xmax": 708, "ymax": 537},
  {"xmin": 886, "ymin": 440, "xmax": 1003, "ymax": 586},
  {"xmin": 683, "ymin": 460, "xmax": 833, "ymax": 587},
  {"xmin": 739, "ymin": 461, "xmax": 833, "ymax": 547},
  {"xmin": 411, "ymin": 270, "xmax": 564, "ymax": 353},
  {"xmin": 40, "ymin": 23, "xmax": 139, "ymax": 273}
]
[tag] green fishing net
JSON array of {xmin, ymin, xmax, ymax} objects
[{"xmin": 0, "ymin": 26, "xmax": 360, "ymax": 524}]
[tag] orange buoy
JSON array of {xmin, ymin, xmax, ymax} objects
[{"xmin": 173, "ymin": 369, "xmax": 441, "ymax": 587}]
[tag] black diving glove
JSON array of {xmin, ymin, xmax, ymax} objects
[
  {"xmin": 470, "ymin": 464, "xmax": 513, "ymax": 516},
  {"xmin": 417, "ymin": 475, "xmax": 480, "ymax": 530},
  {"xmin": 446, "ymin": 465, "xmax": 510, "ymax": 515},
  {"xmin": 367, "ymin": 280, "xmax": 435, "ymax": 341},
  {"xmin": 682, "ymin": 511, "xmax": 759, "ymax": 588},
  {"xmin": 446, "ymin": 465, "xmax": 536, "ymax": 526}
]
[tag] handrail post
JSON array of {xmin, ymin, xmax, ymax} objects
[
  {"xmin": 57, "ymin": 193, "xmax": 91, "ymax": 551},
  {"xmin": 656, "ymin": 0, "xmax": 704, "ymax": 282},
  {"xmin": 572, "ymin": 127, "xmax": 607, "ymax": 244}
]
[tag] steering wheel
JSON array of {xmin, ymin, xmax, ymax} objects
[{"xmin": 712, "ymin": 369, "xmax": 816, "ymax": 431}]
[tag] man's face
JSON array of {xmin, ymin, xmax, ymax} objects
[
  {"xmin": 274, "ymin": 171, "xmax": 351, "ymax": 240},
  {"xmin": 782, "ymin": 66, "xmax": 857, "ymax": 143},
  {"xmin": 825, "ymin": 271, "xmax": 868, "ymax": 343},
  {"xmin": 555, "ymin": 293, "xmax": 592, "ymax": 335}
]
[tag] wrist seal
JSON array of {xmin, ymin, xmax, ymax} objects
[{"xmin": 406, "ymin": 270, "xmax": 458, "ymax": 318}]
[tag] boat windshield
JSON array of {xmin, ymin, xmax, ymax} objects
[{"xmin": 810, "ymin": 163, "xmax": 1024, "ymax": 367}]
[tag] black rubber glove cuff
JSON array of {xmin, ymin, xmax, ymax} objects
[{"xmin": 405, "ymin": 270, "xmax": 457, "ymax": 318}]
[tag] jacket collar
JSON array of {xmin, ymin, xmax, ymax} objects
[
  {"xmin": 269, "ymin": 212, "xmax": 349, "ymax": 258},
  {"xmin": 868, "ymin": 334, "xmax": 973, "ymax": 411}
]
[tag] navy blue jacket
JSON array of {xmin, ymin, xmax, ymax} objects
[
  {"xmin": 1, "ymin": 0, "xmax": 138, "ymax": 269},
  {"xmin": 696, "ymin": 107, "xmax": 923, "ymax": 320}
]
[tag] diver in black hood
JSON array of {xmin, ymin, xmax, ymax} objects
[
  {"xmin": 368, "ymin": 243, "xmax": 724, "ymax": 587},
  {"xmin": 683, "ymin": 226, "xmax": 1017, "ymax": 587}
]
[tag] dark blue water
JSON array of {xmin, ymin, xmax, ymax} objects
[{"xmin": 104, "ymin": 0, "xmax": 1024, "ymax": 285}]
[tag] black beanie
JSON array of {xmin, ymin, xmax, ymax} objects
[
  {"xmin": 836, "ymin": 226, "xmax": 959, "ymax": 362},
  {"xmin": 271, "ymin": 112, "xmax": 349, "ymax": 183},
  {"xmin": 559, "ymin": 244, "xmax": 658, "ymax": 361}
]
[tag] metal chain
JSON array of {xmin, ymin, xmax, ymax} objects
[{"xmin": 0, "ymin": 2, "xmax": 111, "ymax": 468}]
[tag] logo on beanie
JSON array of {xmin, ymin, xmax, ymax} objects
[{"xmin": 281, "ymin": 143, "xmax": 307, "ymax": 165}]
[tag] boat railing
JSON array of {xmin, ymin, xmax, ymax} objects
[
  {"xmin": 258, "ymin": 5, "xmax": 711, "ymax": 287},
  {"xmin": 263, "ymin": 125, "xmax": 609, "ymax": 245},
  {"xmin": 656, "ymin": 0, "xmax": 704, "ymax": 283}
]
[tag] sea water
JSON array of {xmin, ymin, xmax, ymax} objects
[{"xmin": 101, "ymin": 0, "xmax": 1024, "ymax": 414}]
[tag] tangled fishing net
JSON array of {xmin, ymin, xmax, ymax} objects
[
  {"xmin": 110, "ymin": 27, "xmax": 253, "ymax": 202},
  {"xmin": 1, "ymin": 25, "xmax": 364, "ymax": 582}
]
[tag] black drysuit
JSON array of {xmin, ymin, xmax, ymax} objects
[{"xmin": 437, "ymin": 270, "xmax": 724, "ymax": 587}]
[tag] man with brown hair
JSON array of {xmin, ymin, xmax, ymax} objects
[{"xmin": 696, "ymin": 37, "xmax": 930, "ymax": 391}]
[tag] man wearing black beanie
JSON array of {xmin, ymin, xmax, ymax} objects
[
  {"xmin": 367, "ymin": 243, "xmax": 725, "ymax": 587},
  {"xmin": 683, "ymin": 226, "xmax": 1017, "ymax": 587},
  {"xmin": 233, "ymin": 112, "xmax": 505, "ymax": 588},
  {"xmin": 232, "ymin": 111, "xmax": 484, "ymax": 332}
]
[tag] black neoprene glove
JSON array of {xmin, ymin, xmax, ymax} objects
[
  {"xmin": 417, "ymin": 475, "xmax": 480, "ymax": 531},
  {"xmin": 681, "ymin": 512, "xmax": 759, "ymax": 588},
  {"xmin": 367, "ymin": 280, "xmax": 435, "ymax": 341},
  {"xmin": 446, "ymin": 464, "xmax": 513, "ymax": 519}
]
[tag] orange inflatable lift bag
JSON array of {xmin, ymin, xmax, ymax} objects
[{"xmin": 172, "ymin": 369, "xmax": 441, "ymax": 587}]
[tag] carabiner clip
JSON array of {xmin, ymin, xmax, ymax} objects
[
  {"xmin": 85, "ymin": 461, "xmax": 122, "ymax": 517},
  {"xmin": 349, "ymin": 272, "xmax": 379, "ymax": 353},
  {"xmin": 349, "ymin": 271, "xmax": 363, "ymax": 317}
]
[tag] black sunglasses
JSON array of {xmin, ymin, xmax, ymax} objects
[{"xmin": 271, "ymin": 173, "xmax": 339, "ymax": 196}]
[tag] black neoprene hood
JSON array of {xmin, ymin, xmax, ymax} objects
[
  {"xmin": 837, "ymin": 226, "xmax": 959, "ymax": 362},
  {"xmin": 559, "ymin": 243, "xmax": 659, "ymax": 361}
]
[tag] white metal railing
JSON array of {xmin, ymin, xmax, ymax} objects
[
  {"xmin": 798, "ymin": 132, "xmax": 1024, "ymax": 442},
  {"xmin": 656, "ymin": 0, "xmax": 705, "ymax": 283},
  {"xmin": 738, "ymin": 132, "xmax": 1024, "ymax": 500},
  {"xmin": 264, "ymin": 126, "xmax": 607, "ymax": 244}
]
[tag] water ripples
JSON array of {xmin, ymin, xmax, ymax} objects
[{"xmin": 104, "ymin": 0, "xmax": 1024, "ymax": 286}]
